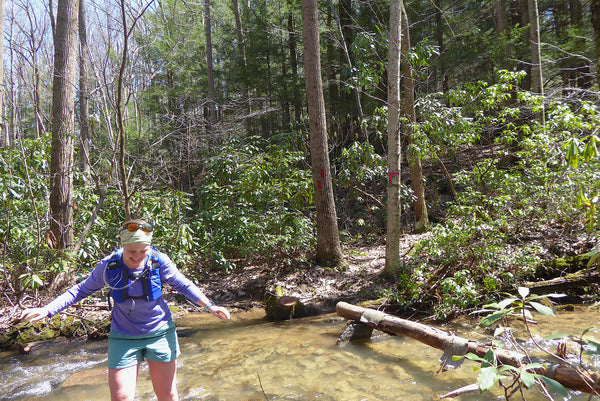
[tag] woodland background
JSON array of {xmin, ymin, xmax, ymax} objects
[{"xmin": 0, "ymin": 0, "xmax": 599, "ymax": 318}]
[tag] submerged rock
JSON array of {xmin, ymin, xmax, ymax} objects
[{"xmin": 63, "ymin": 367, "xmax": 107, "ymax": 387}]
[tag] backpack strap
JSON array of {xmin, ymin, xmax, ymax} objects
[
  {"xmin": 131, "ymin": 247, "xmax": 163, "ymax": 301},
  {"xmin": 105, "ymin": 247, "xmax": 163, "ymax": 303}
]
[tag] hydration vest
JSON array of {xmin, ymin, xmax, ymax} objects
[{"xmin": 105, "ymin": 248, "xmax": 163, "ymax": 303}]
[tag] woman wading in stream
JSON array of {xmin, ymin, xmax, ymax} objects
[{"xmin": 20, "ymin": 219, "xmax": 230, "ymax": 401}]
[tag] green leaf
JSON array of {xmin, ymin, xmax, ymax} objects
[
  {"xmin": 31, "ymin": 274, "xmax": 44, "ymax": 289},
  {"xmin": 478, "ymin": 366, "xmax": 498, "ymax": 391},
  {"xmin": 565, "ymin": 137, "xmax": 581, "ymax": 168},
  {"xmin": 528, "ymin": 301, "xmax": 555, "ymax": 317},
  {"xmin": 8, "ymin": 187, "xmax": 22, "ymax": 199},
  {"xmin": 520, "ymin": 370, "xmax": 535, "ymax": 388},
  {"xmin": 588, "ymin": 248, "xmax": 600, "ymax": 268},
  {"xmin": 534, "ymin": 375, "xmax": 569, "ymax": 396},
  {"xmin": 544, "ymin": 333, "xmax": 570, "ymax": 340},
  {"xmin": 582, "ymin": 327, "xmax": 595, "ymax": 336},
  {"xmin": 583, "ymin": 339, "xmax": 600, "ymax": 355},
  {"xmin": 482, "ymin": 349, "xmax": 496, "ymax": 368},
  {"xmin": 480, "ymin": 309, "xmax": 512, "ymax": 327},
  {"xmin": 523, "ymin": 363, "xmax": 545, "ymax": 370},
  {"xmin": 497, "ymin": 297, "xmax": 518, "ymax": 310},
  {"xmin": 583, "ymin": 140, "xmax": 598, "ymax": 162},
  {"xmin": 464, "ymin": 352, "xmax": 489, "ymax": 365},
  {"xmin": 517, "ymin": 287, "xmax": 530, "ymax": 298}
]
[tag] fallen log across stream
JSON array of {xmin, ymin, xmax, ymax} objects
[
  {"xmin": 524, "ymin": 269, "xmax": 599, "ymax": 294},
  {"xmin": 336, "ymin": 301, "xmax": 600, "ymax": 395}
]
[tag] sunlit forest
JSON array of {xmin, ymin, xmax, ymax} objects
[{"xmin": 1, "ymin": 0, "xmax": 599, "ymax": 318}]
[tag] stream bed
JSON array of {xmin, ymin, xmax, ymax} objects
[{"xmin": 1, "ymin": 305, "xmax": 599, "ymax": 400}]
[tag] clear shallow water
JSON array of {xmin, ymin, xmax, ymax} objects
[{"xmin": 1, "ymin": 306, "xmax": 599, "ymax": 400}]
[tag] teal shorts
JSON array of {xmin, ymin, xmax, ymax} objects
[{"xmin": 107, "ymin": 320, "xmax": 180, "ymax": 369}]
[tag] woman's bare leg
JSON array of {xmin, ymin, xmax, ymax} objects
[
  {"xmin": 108, "ymin": 365, "xmax": 139, "ymax": 401},
  {"xmin": 148, "ymin": 359, "xmax": 179, "ymax": 401}
]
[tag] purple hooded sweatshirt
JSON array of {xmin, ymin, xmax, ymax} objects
[{"xmin": 45, "ymin": 249, "xmax": 204, "ymax": 336}]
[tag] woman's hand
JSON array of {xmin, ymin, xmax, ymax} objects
[
  {"xmin": 208, "ymin": 305, "xmax": 230, "ymax": 320},
  {"xmin": 20, "ymin": 307, "xmax": 50, "ymax": 323}
]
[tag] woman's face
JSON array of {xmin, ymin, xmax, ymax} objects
[{"xmin": 122, "ymin": 243, "xmax": 150, "ymax": 269}]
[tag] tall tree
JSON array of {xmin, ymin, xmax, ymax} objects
[
  {"xmin": 78, "ymin": 0, "xmax": 90, "ymax": 176},
  {"xmin": 232, "ymin": 0, "xmax": 251, "ymax": 125},
  {"xmin": 0, "ymin": 0, "xmax": 5, "ymax": 146},
  {"xmin": 495, "ymin": 0, "xmax": 507, "ymax": 35},
  {"xmin": 49, "ymin": 0, "xmax": 79, "ymax": 249},
  {"xmin": 554, "ymin": 0, "xmax": 570, "ymax": 90},
  {"xmin": 325, "ymin": 9, "xmax": 339, "ymax": 136},
  {"xmin": 494, "ymin": 0, "xmax": 510, "ymax": 69},
  {"xmin": 287, "ymin": 0, "xmax": 302, "ymax": 122},
  {"xmin": 5, "ymin": 4, "xmax": 15, "ymax": 147},
  {"xmin": 116, "ymin": 0, "xmax": 132, "ymax": 219},
  {"xmin": 301, "ymin": 0, "xmax": 343, "ymax": 267},
  {"xmin": 567, "ymin": 0, "xmax": 590, "ymax": 89},
  {"xmin": 433, "ymin": 0, "xmax": 448, "ymax": 93},
  {"xmin": 327, "ymin": 0, "xmax": 364, "ymax": 138},
  {"xmin": 337, "ymin": 0, "xmax": 362, "ymax": 140},
  {"xmin": 6, "ymin": 1, "xmax": 48, "ymax": 141},
  {"xmin": 401, "ymin": 1, "xmax": 428, "ymax": 234},
  {"xmin": 593, "ymin": 0, "xmax": 600, "ymax": 88},
  {"xmin": 528, "ymin": 0, "xmax": 545, "ymax": 124},
  {"xmin": 385, "ymin": 0, "xmax": 402, "ymax": 276},
  {"xmin": 115, "ymin": 0, "xmax": 155, "ymax": 219},
  {"xmin": 205, "ymin": 0, "xmax": 217, "ymax": 131}
]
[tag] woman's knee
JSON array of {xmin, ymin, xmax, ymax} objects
[
  {"xmin": 148, "ymin": 359, "xmax": 178, "ymax": 401},
  {"xmin": 108, "ymin": 366, "xmax": 138, "ymax": 401}
]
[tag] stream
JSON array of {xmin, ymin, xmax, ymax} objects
[{"xmin": 1, "ymin": 305, "xmax": 599, "ymax": 400}]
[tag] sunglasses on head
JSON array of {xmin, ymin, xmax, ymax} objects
[{"xmin": 122, "ymin": 222, "xmax": 153, "ymax": 233}]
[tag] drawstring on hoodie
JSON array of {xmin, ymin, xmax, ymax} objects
[{"xmin": 129, "ymin": 299, "xmax": 136, "ymax": 315}]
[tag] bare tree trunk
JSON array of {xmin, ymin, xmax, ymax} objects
[
  {"xmin": 301, "ymin": 0, "xmax": 344, "ymax": 267},
  {"xmin": 495, "ymin": 0, "xmax": 507, "ymax": 34},
  {"xmin": 280, "ymin": 31, "xmax": 290, "ymax": 128},
  {"xmin": 516, "ymin": 0, "xmax": 532, "ymax": 90},
  {"xmin": 432, "ymin": 1, "xmax": 448, "ymax": 93},
  {"xmin": 78, "ymin": 0, "xmax": 90, "ymax": 177},
  {"xmin": 326, "ymin": 10, "xmax": 338, "ymax": 136},
  {"xmin": 6, "ymin": 11, "xmax": 14, "ymax": 147},
  {"xmin": 232, "ymin": 0, "xmax": 251, "ymax": 132},
  {"xmin": 49, "ymin": 0, "xmax": 79, "ymax": 250},
  {"xmin": 401, "ymin": 2, "xmax": 428, "ymax": 234},
  {"xmin": 287, "ymin": 0, "xmax": 301, "ymax": 122},
  {"xmin": 568, "ymin": 0, "xmax": 591, "ymax": 89},
  {"xmin": 0, "ymin": 0, "xmax": 5, "ymax": 146},
  {"xmin": 114, "ymin": 0, "xmax": 156, "ymax": 219},
  {"xmin": 49, "ymin": 0, "xmax": 56, "ymax": 40},
  {"xmin": 385, "ymin": 0, "xmax": 402, "ymax": 276},
  {"xmin": 16, "ymin": 4, "xmax": 45, "ymax": 139},
  {"xmin": 33, "ymin": 53, "xmax": 43, "ymax": 139},
  {"xmin": 205, "ymin": 0, "xmax": 217, "ymax": 132},
  {"xmin": 327, "ymin": 0, "xmax": 365, "ymax": 140},
  {"xmin": 494, "ymin": 0, "xmax": 509, "ymax": 69},
  {"xmin": 528, "ymin": 0, "xmax": 545, "ymax": 125},
  {"xmin": 591, "ymin": 0, "xmax": 600, "ymax": 88},
  {"xmin": 116, "ymin": 0, "xmax": 131, "ymax": 220}
]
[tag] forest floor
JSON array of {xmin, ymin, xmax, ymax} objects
[{"xmin": 194, "ymin": 240, "xmax": 405, "ymax": 313}]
